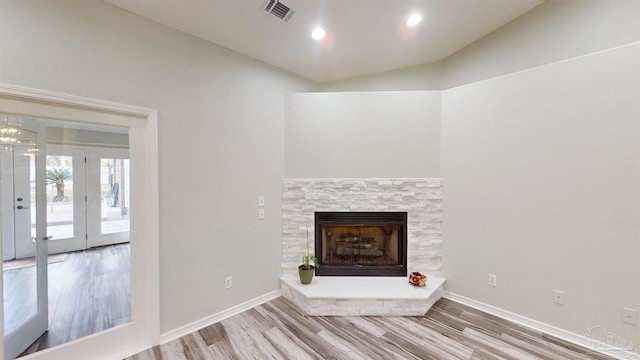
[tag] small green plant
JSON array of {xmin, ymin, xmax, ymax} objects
[
  {"xmin": 301, "ymin": 225, "xmax": 319, "ymax": 270},
  {"xmin": 301, "ymin": 254, "xmax": 319, "ymax": 270}
]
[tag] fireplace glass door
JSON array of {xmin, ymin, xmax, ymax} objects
[
  {"xmin": 321, "ymin": 225, "xmax": 400, "ymax": 266},
  {"xmin": 315, "ymin": 212, "xmax": 407, "ymax": 276}
]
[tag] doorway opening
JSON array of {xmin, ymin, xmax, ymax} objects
[
  {"xmin": 1, "ymin": 114, "xmax": 133, "ymax": 358},
  {"xmin": 0, "ymin": 84, "xmax": 158, "ymax": 360}
]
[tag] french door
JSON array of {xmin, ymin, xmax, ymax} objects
[
  {"xmin": 86, "ymin": 148, "xmax": 130, "ymax": 247},
  {"xmin": 0, "ymin": 145, "xmax": 36, "ymax": 261},
  {"xmin": 44, "ymin": 147, "xmax": 86, "ymax": 254},
  {"xmin": 46, "ymin": 146, "xmax": 130, "ymax": 254}
]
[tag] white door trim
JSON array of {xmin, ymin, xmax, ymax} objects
[{"xmin": 0, "ymin": 83, "xmax": 160, "ymax": 360}]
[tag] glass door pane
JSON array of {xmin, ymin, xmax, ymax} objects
[
  {"xmin": 44, "ymin": 147, "xmax": 86, "ymax": 255},
  {"xmin": 3, "ymin": 146, "xmax": 37, "ymax": 335},
  {"xmin": 29, "ymin": 155, "xmax": 36, "ymax": 240},
  {"xmin": 45, "ymin": 155, "xmax": 73, "ymax": 240},
  {"xmin": 100, "ymin": 158, "xmax": 129, "ymax": 235},
  {"xmin": 2, "ymin": 119, "xmax": 48, "ymax": 360}
]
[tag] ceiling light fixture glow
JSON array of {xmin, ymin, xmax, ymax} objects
[
  {"xmin": 311, "ymin": 28, "xmax": 326, "ymax": 40},
  {"xmin": 407, "ymin": 14, "xmax": 422, "ymax": 27}
]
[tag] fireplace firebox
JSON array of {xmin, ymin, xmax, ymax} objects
[{"xmin": 314, "ymin": 212, "xmax": 408, "ymax": 276}]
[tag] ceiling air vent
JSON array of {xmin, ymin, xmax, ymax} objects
[{"xmin": 264, "ymin": 0, "xmax": 295, "ymax": 22}]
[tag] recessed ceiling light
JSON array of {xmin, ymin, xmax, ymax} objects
[
  {"xmin": 311, "ymin": 28, "xmax": 326, "ymax": 40},
  {"xmin": 407, "ymin": 14, "xmax": 422, "ymax": 27}
]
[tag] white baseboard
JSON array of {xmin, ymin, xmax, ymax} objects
[
  {"xmin": 443, "ymin": 291, "xmax": 639, "ymax": 360},
  {"xmin": 159, "ymin": 289, "xmax": 282, "ymax": 344}
]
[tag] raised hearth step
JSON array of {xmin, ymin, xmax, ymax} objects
[{"xmin": 280, "ymin": 276, "xmax": 445, "ymax": 316}]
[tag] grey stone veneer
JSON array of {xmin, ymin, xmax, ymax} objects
[{"xmin": 281, "ymin": 178, "xmax": 443, "ymax": 278}]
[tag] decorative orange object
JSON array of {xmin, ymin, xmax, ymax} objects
[{"xmin": 409, "ymin": 271, "xmax": 427, "ymax": 287}]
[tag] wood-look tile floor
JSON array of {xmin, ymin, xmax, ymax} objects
[
  {"xmin": 6, "ymin": 244, "xmax": 131, "ymax": 356},
  {"xmin": 127, "ymin": 297, "xmax": 615, "ymax": 360}
]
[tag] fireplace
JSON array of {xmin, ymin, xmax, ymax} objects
[{"xmin": 314, "ymin": 212, "xmax": 408, "ymax": 276}]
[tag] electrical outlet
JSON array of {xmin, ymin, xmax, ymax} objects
[
  {"xmin": 488, "ymin": 274, "xmax": 497, "ymax": 287},
  {"xmin": 258, "ymin": 208, "xmax": 265, "ymax": 220},
  {"xmin": 553, "ymin": 290, "xmax": 565, "ymax": 305},
  {"xmin": 224, "ymin": 276, "xmax": 232, "ymax": 289},
  {"xmin": 258, "ymin": 196, "xmax": 264, "ymax": 207},
  {"xmin": 622, "ymin": 308, "xmax": 637, "ymax": 325}
]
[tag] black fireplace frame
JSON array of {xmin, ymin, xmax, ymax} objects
[{"xmin": 314, "ymin": 211, "xmax": 408, "ymax": 277}]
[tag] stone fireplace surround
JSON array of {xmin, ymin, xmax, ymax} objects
[{"xmin": 281, "ymin": 178, "xmax": 445, "ymax": 316}]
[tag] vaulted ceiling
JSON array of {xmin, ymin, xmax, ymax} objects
[{"xmin": 104, "ymin": 0, "xmax": 544, "ymax": 82}]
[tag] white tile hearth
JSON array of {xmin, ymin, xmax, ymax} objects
[{"xmin": 280, "ymin": 276, "xmax": 445, "ymax": 316}]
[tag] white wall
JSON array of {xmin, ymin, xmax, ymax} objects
[
  {"xmin": 442, "ymin": 0, "xmax": 640, "ymax": 88},
  {"xmin": 316, "ymin": 0, "xmax": 640, "ymax": 92},
  {"xmin": 441, "ymin": 43, "xmax": 640, "ymax": 347},
  {"xmin": 0, "ymin": 0, "xmax": 314, "ymax": 335},
  {"xmin": 316, "ymin": 61, "xmax": 443, "ymax": 92},
  {"xmin": 285, "ymin": 92, "xmax": 441, "ymax": 178}
]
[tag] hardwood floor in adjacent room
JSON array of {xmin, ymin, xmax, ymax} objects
[
  {"xmin": 127, "ymin": 297, "xmax": 615, "ymax": 360},
  {"xmin": 3, "ymin": 244, "xmax": 132, "ymax": 356}
]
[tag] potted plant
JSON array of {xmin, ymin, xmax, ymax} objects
[{"xmin": 299, "ymin": 226, "xmax": 319, "ymax": 284}]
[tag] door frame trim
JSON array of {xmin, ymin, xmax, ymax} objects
[{"xmin": 0, "ymin": 83, "xmax": 160, "ymax": 360}]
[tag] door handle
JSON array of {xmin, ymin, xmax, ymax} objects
[
  {"xmin": 33, "ymin": 236, "xmax": 52, "ymax": 243},
  {"xmin": 16, "ymin": 205, "xmax": 29, "ymax": 210}
]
